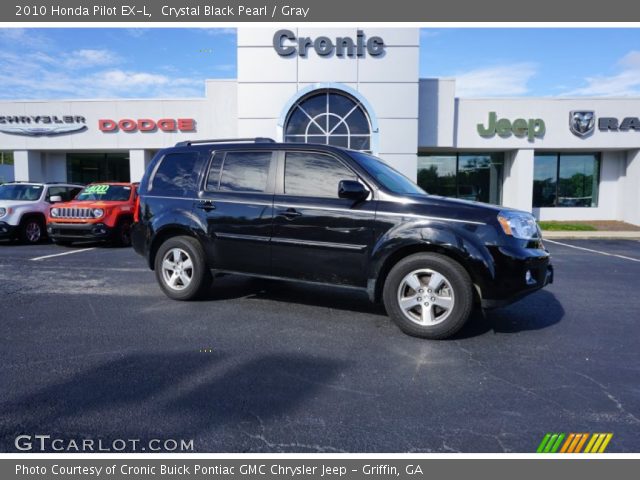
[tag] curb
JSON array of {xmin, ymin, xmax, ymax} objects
[{"xmin": 542, "ymin": 231, "xmax": 640, "ymax": 240}]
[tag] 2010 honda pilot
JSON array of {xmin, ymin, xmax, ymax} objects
[{"xmin": 132, "ymin": 139, "xmax": 553, "ymax": 339}]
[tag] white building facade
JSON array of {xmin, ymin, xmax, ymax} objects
[{"xmin": 1, "ymin": 27, "xmax": 639, "ymax": 225}]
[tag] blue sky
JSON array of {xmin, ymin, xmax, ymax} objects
[{"xmin": 1, "ymin": 28, "xmax": 639, "ymax": 99}]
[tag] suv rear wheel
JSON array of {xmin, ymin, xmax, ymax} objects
[
  {"xmin": 154, "ymin": 236, "xmax": 212, "ymax": 300},
  {"xmin": 19, "ymin": 217, "xmax": 44, "ymax": 244},
  {"xmin": 383, "ymin": 253, "xmax": 473, "ymax": 339}
]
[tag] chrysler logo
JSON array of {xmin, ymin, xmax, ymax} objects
[
  {"xmin": 569, "ymin": 111, "xmax": 595, "ymax": 137},
  {"xmin": 0, "ymin": 115, "xmax": 87, "ymax": 137}
]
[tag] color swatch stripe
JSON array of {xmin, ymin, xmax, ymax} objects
[
  {"xmin": 538, "ymin": 433, "xmax": 612, "ymax": 453},
  {"xmin": 560, "ymin": 433, "xmax": 575, "ymax": 453},
  {"xmin": 574, "ymin": 433, "xmax": 589, "ymax": 453},
  {"xmin": 597, "ymin": 433, "xmax": 613, "ymax": 453}
]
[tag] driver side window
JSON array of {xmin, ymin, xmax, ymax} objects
[{"xmin": 284, "ymin": 152, "xmax": 357, "ymax": 198}]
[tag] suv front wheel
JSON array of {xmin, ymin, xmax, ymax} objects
[
  {"xmin": 154, "ymin": 236, "xmax": 212, "ymax": 300},
  {"xmin": 383, "ymin": 253, "xmax": 474, "ymax": 339}
]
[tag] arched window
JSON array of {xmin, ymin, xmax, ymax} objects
[{"xmin": 283, "ymin": 89, "xmax": 372, "ymax": 152}]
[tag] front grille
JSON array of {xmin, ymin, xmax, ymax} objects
[{"xmin": 57, "ymin": 207, "xmax": 94, "ymax": 219}]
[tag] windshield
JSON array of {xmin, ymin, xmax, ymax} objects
[
  {"xmin": 0, "ymin": 184, "xmax": 43, "ymax": 201},
  {"xmin": 349, "ymin": 151, "xmax": 426, "ymax": 195},
  {"xmin": 76, "ymin": 184, "xmax": 132, "ymax": 202}
]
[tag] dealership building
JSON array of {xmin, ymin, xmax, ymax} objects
[{"xmin": 1, "ymin": 27, "xmax": 640, "ymax": 225}]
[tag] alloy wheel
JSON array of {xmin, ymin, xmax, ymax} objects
[
  {"xmin": 161, "ymin": 248, "xmax": 194, "ymax": 291},
  {"xmin": 396, "ymin": 268, "xmax": 455, "ymax": 326}
]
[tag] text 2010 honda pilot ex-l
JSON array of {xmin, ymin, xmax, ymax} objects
[{"xmin": 132, "ymin": 138, "xmax": 553, "ymax": 339}]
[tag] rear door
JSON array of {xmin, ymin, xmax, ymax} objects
[
  {"xmin": 270, "ymin": 149, "xmax": 377, "ymax": 287},
  {"xmin": 196, "ymin": 149, "xmax": 276, "ymax": 275}
]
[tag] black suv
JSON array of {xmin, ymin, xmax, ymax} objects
[{"xmin": 132, "ymin": 139, "xmax": 553, "ymax": 339}]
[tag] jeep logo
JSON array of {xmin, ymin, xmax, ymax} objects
[
  {"xmin": 477, "ymin": 112, "xmax": 546, "ymax": 142},
  {"xmin": 273, "ymin": 29, "xmax": 385, "ymax": 58}
]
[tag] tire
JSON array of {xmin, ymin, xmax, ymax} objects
[
  {"xmin": 154, "ymin": 236, "xmax": 212, "ymax": 300},
  {"xmin": 19, "ymin": 217, "xmax": 45, "ymax": 244},
  {"xmin": 382, "ymin": 253, "xmax": 473, "ymax": 339},
  {"xmin": 113, "ymin": 218, "xmax": 132, "ymax": 247}
]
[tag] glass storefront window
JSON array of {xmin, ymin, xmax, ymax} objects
[
  {"xmin": 417, "ymin": 153, "xmax": 504, "ymax": 205},
  {"xmin": 533, "ymin": 153, "xmax": 600, "ymax": 208},
  {"xmin": 532, "ymin": 154, "xmax": 557, "ymax": 207},
  {"xmin": 0, "ymin": 152, "xmax": 14, "ymax": 165},
  {"xmin": 67, "ymin": 153, "xmax": 130, "ymax": 184}
]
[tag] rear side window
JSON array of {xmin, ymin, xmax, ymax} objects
[
  {"xmin": 208, "ymin": 151, "xmax": 272, "ymax": 193},
  {"xmin": 150, "ymin": 152, "xmax": 204, "ymax": 197},
  {"xmin": 68, "ymin": 187, "xmax": 83, "ymax": 199},
  {"xmin": 284, "ymin": 152, "xmax": 357, "ymax": 198},
  {"xmin": 47, "ymin": 186, "xmax": 74, "ymax": 202}
]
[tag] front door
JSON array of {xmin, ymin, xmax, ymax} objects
[
  {"xmin": 270, "ymin": 150, "xmax": 377, "ymax": 287},
  {"xmin": 196, "ymin": 150, "xmax": 276, "ymax": 275}
]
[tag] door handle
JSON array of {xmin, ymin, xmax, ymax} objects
[
  {"xmin": 280, "ymin": 207, "xmax": 301, "ymax": 219},
  {"xmin": 196, "ymin": 200, "xmax": 216, "ymax": 211}
]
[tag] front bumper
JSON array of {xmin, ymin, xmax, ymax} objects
[
  {"xmin": 0, "ymin": 221, "xmax": 17, "ymax": 239},
  {"xmin": 47, "ymin": 222, "xmax": 114, "ymax": 241},
  {"xmin": 480, "ymin": 244, "xmax": 554, "ymax": 309}
]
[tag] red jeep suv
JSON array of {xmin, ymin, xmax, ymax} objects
[{"xmin": 47, "ymin": 182, "xmax": 138, "ymax": 246}]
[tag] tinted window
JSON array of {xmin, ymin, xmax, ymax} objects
[
  {"xmin": 69, "ymin": 187, "xmax": 83, "ymax": 199},
  {"xmin": 417, "ymin": 155, "xmax": 456, "ymax": 197},
  {"xmin": 533, "ymin": 154, "xmax": 558, "ymax": 207},
  {"xmin": 205, "ymin": 152, "xmax": 224, "ymax": 191},
  {"xmin": 558, "ymin": 154, "xmax": 600, "ymax": 207},
  {"xmin": 353, "ymin": 151, "xmax": 424, "ymax": 196},
  {"xmin": 533, "ymin": 153, "xmax": 600, "ymax": 208},
  {"xmin": 151, "ymin": 152, "xmax": 204, "ymax": 197},
  {"xmin": 218, "ymin": 151, "xmax": 272, "ymax": 193},
  {"xmin": 285, "ymin": 152, "xmax": 357, "ymax": 198}
]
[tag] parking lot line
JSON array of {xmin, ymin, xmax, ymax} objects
[
  {"xmin": 545, "ymin": 239, "xmax": 640, "ymax": 263},
  {"xmin": 30, "ymin": 247, "xmax": 96, "ymax": 261}
]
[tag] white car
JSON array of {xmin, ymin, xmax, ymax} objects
[{"xmin": 0, "ymin": 182, "xmax": 84, "ymax": 244}]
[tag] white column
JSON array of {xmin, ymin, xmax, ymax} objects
[
  {"xmin": 13, "ymin": 150, "xmax": 43, "ymax": 182},
  {"xmin": 501, "ymin": 149, "xmax": 534, "ymax": 213},
  {"xmin": 43, "ymin": 152, "xmax": 67, "ymax": 182},
  {"xmin": 622, "ymin": 149, "xmax": 640, "ymax": 226},
  {"xmin": 129, "ymin": 150, "xmax": 152, "ymax": 182}
]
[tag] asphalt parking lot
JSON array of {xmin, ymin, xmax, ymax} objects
[{"xmin": 1, "ymin": 238, "xmax": 639, "ymax": 453}]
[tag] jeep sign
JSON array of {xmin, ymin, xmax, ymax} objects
[
  {"xmin": 477, "ymin": 112, "xmax": 546, "ymax": 142},
  {"xmin": 273, "ymin": 29, "xmax": 385, "ymax": 57}
]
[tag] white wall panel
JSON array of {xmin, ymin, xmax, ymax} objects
[
  {"xmin": 238, "ymin": 47, "xmax": 297, "ymax": 83},
  {"xmin": 357, "ymin": 83, "xmax": 419, "ymax": 118}
]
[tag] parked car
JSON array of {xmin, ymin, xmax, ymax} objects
[
  {"xmin": 131, "ymin": 139, "xmax": 553, "ymax": 339},
  {"xmin": 0, "ymin": 182, "xmax": 83, "ymax": 244},
  {"xmin": 47, "ymin": 182, "xmax": 138, "ymax": 246}
]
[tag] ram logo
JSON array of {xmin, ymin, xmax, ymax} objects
[{"xmin": 570, "ymin": 110, "xmax": 596, "ymax": 137}]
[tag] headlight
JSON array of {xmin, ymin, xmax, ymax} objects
[
  {"xmin": 497, "ymin": 211, "xmax": 539, "ymax": 240},
  {"xmin": 92, "ymin": 208, "xmax": 104, "ymax": 218},
  {"xmin": 0, "ymin": 207, "xmax": 6, "ymax": 218},
  {"xmin": 50, "ymin": 208, "xmax": 59, "ymax": 218}
]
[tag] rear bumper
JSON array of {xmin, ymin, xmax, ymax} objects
[
  {"xmin": 0, "ymin": 222, "xmax": 17, "ymax": 239},
  {"xmin": 47, "ymin": 222, "xmax": 114, "ymax": 241},
  {"xmin": 480, "ymin": 245, "xmax": 554, "ymax": 309}
]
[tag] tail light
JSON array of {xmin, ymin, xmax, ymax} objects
[{"xmin": 133, "ymin": 196, "xmax": 140, "ymax": 223}]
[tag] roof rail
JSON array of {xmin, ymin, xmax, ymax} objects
[{"xmin": 174, "ymin": 137, "xmax": 276, "ymax": 147}]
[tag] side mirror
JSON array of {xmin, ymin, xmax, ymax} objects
[
  {"xmin": 49, "ymin": 195, "xmax": 63, "ymax": 203},
  {"xmin": 338, "ymin": 180, "xmax": 368, "ymax": 202}
]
